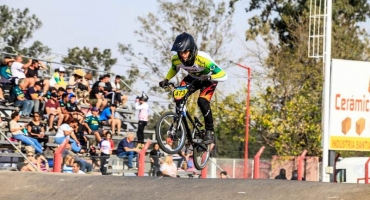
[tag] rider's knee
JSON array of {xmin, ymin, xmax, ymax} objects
[{"xmin": 197, "ymin": 97, "xmax": 210, "ymax": 108}]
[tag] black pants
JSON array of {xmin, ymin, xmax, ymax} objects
[
  {"xmin": 137, "ymin": 120, "xmax": 147, "ymax": 144},
  {"xmin": 178, "ymin": 75, "xmax": 218, "ymax": 131},
  {"xmin": 100, "ymin": 153, "xmax": 110, "ymax": 175},
  {"xmin": 106, "ymin": 92, "xmax": 122, "ymax": 104}
]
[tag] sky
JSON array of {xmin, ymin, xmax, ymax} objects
[{"xmin": 2, "ymin": 0, "xmax": 253, "ymax": 99}]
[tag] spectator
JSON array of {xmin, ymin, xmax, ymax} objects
[
  {"xmin": 220, "ymin": 171, "xmax": 228, "ymax": 178},
  {"xmin": 35, "ymin": 154, "xmax": 49, "ymax": 172},
  {"xmin": 17, "ymin": 162, "xmax": 35, "ymax": 172},
  {"xmin": 116, "ymin": 133, "xmax": 140, "ymax": 170},
  {"xmin": 89, "ymin": 82, "xmax": 108, "ymax": 111},
  {"xmin": 50, "ymin": 67, "xmax": 67, "ymax": 89},
  {"xmin": 0, "ymin": 57, "xmax": 14, "ymax": 80},
  {"xmin": 111, "ymin": 75, "xmax": 128, "ymax": 108},
  {"xmin": 25, "ymin": 81, "xmax": 45, "ymax": 114},
  {"xmin": 62, "ymin": 154, "xmax": 74, "ymax": 173},
  {"xmin": 100, "ymin": 104, "xmax": 121, "ymax": 135},
  {"xmin": 45, "ymin": 87, "xmax": 57, "ymax": 100},
  {"xmin": 65, "ymin": 85, "xmax": 75, "ymax": 99},
  {"xmin": 57, "ymin": 87, "xmax": 66, "ymax": 100},
  {"xmin": 84, "ymin": 107, "xmax": 107, "ymax": 144},
  {"xmin": 65, "ymin": 94, "xmax": 84, "ymax": 123},
  {"xmin": 160, "ymin": 155, "xmax": 178, "ymax": 178},
  {"xmin": 54, "ymin": 118, "xmax": 83, "ymax": 153},
  {"xmin": 12, "ymin": 78, "xmax": 34, "ymax": 118},
  {"xmin": 275, "ymin": 168, "xmax": 287, "ymax": 180},
  {"xmin": 72, "ymin": 161, "xmax": 85, "ymax": 174},
  {"xmin": 99, "ymin": 133, "xmax": 112, "ymax": 175},
  {"xmin": 27, "ymin": 112, "xmax": 48, "ymax": 147},
  {"xmin": 164, "ymin": 138, "xmax": 185, "ymax": 170},
  {"xmin": 71, "ymin": 119, "xmax": 88, "ymax": 150},
  {"xmin": 62, "ymin": 141, "xmax": 92, "ymax": 173},
  {"xmin": 26, "ymin": 59, "xmax": 50, "ymax": 95},
  {"xmin": 9, "ymin": 111, "xmax": 43, "ymax": 154},
  {"xmin": 69, "ymin": 69, "xmax": 90, "ymax": 105},
  {"xmin": 291, "ymin": 170, "xmax": 305, "ymax": 181},
  {"xmin": 135, "ymin": 93, "xmax": 149, "ymax": 148},
  {"xmin": 60, "ymin": 93, "xmax": 70, "ymax": 121},
  {"xmin": 11, "ymin": 55, "xmax": 32, "ymax": 85},
  {"xmin": 150, "ymin": 143, "xmax": 163, "ymax": 177},
  {"xmin": 44, "ymin": 92, "xmax": 64, "ymax": 132}
]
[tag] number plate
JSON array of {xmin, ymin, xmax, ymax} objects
[{"xmin": 173, "ymin": 86, "xmax": 188, "ymax": 100}]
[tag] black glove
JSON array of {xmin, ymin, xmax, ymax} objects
[
  {"xmin": 159, "ymin": 79, "xmax": 169, "ymax": 88},
  {"xmin": 199, "ymin": 75, "xmax": 211, "ymax": 81}
]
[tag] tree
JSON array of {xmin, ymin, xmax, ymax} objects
[
  {"xmin": 230, "ymin": 0, "xmax": 370, "ymax": 156},
  {"xmin": 60, "ymin": 47, "xmax": 121, "ymax": 80},
  {"xmin": 0, "ymin": 5, "xmax": 50, "ymax": 57},
  {"xmin": 118, "ymin": 0, "xmax": 237, "ymax": 100}
]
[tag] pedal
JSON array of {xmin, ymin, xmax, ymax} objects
[{"xmin": 194, "ymin": 117, "xmax": 203, "ymax": 127}]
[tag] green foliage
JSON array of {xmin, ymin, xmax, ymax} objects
[
  {"xmin": 0, "ymin": 5, "xmax": 50, "ymax": 57},
  {"xmin": 118, "ymin": 0, "xmax": 236, "ymax": 100},
  {"xmin": 61, "ymin": 47, "xmax": 118, "ymax": 80},
  {"xmin": 229, "ymin": 0, "xmax": 370, "ymax": 156}
]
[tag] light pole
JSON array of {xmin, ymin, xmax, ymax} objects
[{"xmin": 235, "ymin": 63, "xmax": 251, "ymax": 179}]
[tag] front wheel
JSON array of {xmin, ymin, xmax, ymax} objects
[
  {"xmin": 193, "ymin": 143, "xmax": 211, "ymax": 170},
  {"xmin": 155, "ymin": 111, "xmax": 186, "ymax": 154}
]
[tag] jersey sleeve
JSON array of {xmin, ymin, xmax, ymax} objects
[{"xmin": 164, "ymin": 55, "xmax": 180, "ymax": 80}]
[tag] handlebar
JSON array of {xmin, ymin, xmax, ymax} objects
[{"xmin": 163, "ymin": 78, "xmax": 200, "ymax": 90}]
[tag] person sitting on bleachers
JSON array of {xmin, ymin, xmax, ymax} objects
[
  {"xmin": 60, "ymin": 93, "xmax": 71, "ymax": 122},
  {"xmin": 84, "ymin": 107, "xmax": 108, "ymax": 144},
  {"xmin": 54, "ymin": 118, "xmax": 83, "ymax": 153},
  {"xmin": 102, "ymin": 74, "xmax": 117, "ymax": 105},
  {"xmin": 25, "ymin": 81, "xmax": 45, "ymax": 115},
  {"xmin": 9, "ymin": 111, "xmax": 43, "ymax": 154},
  {"xmin": 12, "ymin": 78, "xmax": 34, "ymax": 118},
  {"xmin": 111, "ymin": 75, "xmax": 128, "ymax": 109},
  {"xmin": 57, "ymin": 87, "xmax": 66, "ymax": 100},
  {"xmin": 52, "ymin": 67, "xmax": 67, "ymax": 89},
  {"xmin": 89, "ymin": 82, "xmax": 108, "ymax": 111},
  {"xmin": 160, "ymin": 155, "xmax": 178, "ymax": 178},
  {"xmin": 65, "ymin": 94, "xmax": 85, "ymax": 123},
  {"xmin": 26, "ymin": 59, "xmax": 50, "ymax": 95},
  {"xmin": 62, "ymin": 141, "xmax": 92, "ymax": 173},
  {"xmin": 164, "ymin": 138, "xmax": 185, "ymax": 170},
  {"xmin": 11, "ymin": 55, "xmax": 32, "ymax": 86},
  {"xmin": 72, "ymin": 161, "xmax": 86, "ymax": 174},
  {"xmin": 44, "ymin": 92, "xmax": 64, "ymax": 132},
  {"xmin": 0, "ymin": 57, "xmax": 14, "ymax": 81},
  {"xmin": 35, "ymin": 154, "xmax": 49, "ymax": 172},
  {"xmin": 62, "ymin": 154, "xmax": 74, "ymax": 173},
  {"xmin": 45, "ymin": 87, "xmax": 57, "ymax": 100},
  {"xmin": 69, "ymin": 69, "xmax": 90, "ymax": 105},
  {"xmin": 150, "ymin": 143, "xmax": 163, "ymax": 177},
  {"xmin": 99, "ymin": 104, "xmax": 122, "ymax": 135},
  {"xmin": 116, "ymin": 133, "xmax": 141, "ymax": 170},
  {"xmin": 27, "ymin": 112, "xmax": 48, "ymax": 147}
]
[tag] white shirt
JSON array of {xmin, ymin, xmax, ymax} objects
[
  {"xmin": 100, "ymin": 140, "xmax": 111, "ymax": 154},
  {"xmin": 160, "ymin": 163, "xmax": 177, "ymax": 176},
  {"xmin": 11, "ymin": 62, "xmax": 26, "ymax": 78},
  {"xmin": 55, "ymin": 124, "xmax": 72, "ymax": 137},
  {"xmin": 111, "ymin": 81, "xmax": 121, "ymax": 91}
]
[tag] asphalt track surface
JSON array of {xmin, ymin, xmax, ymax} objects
[{"xmin": 0, "ymin": 171, "xmax": 369, "ymax": 200}]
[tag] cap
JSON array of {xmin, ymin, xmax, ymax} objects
[
  {"xmin": 69, "ymin": 94, "xmax": 76, "ymax": 98},
  {"xmin": 98, "ymin": 82, "xmax": 106, "ymax": 87},
  {"xmin": 166, "ymin": 138, "xmax": 173, "ymax": 143},
  {"xmin": 91, "ymin": 107, "xmax": 99, "ymax": 112},
  {"xmin": 50, "ymin": 93, "xmax": 58, "ymax": 98},
  {"xmin": 59, "ymin": 67, "xmax": 66, "ymax": 72},
  {"xmin": 110, "ymin": 104, "xmax": 117, "ymax": 107},
  {"xmin": 66, "ymin": 85, "xmax": 73, "ymax": 89}
]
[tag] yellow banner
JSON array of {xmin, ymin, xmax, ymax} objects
[{"xmin": 330, "ymin": 136, "xmax": 370, "ymax": 151}]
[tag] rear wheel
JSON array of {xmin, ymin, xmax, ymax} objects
[
  {"xmin": 155, "ymin": 111, "xmax": 186, "ymax": 154},
  {"xmin": 193, "ymin": 144, "xmax": 211, "ymax": 170}
]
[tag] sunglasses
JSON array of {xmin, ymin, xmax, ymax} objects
[
  {"xmin": 34, "ymin": 115, "xmax": 40, "ymax": 117},
  {"xmin": 27, "ymin": 155, "xmax": 34, "ymax": 157}
]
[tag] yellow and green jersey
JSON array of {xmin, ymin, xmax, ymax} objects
[{"xmin": 165, "ymin": 51, "xmax": 228, "ymax": 82}]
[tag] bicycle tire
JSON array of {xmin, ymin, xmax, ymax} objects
[
  {"xmin": 193, "ymin": 144, "xmax": 211, "ymax": 170},
  {"xmin": 155, "ymin": 111, "xmax": 186, "ymax": 154}
]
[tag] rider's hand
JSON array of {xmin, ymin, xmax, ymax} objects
[
  {"xmin": 159, "ymin": 79, "xmax": 169, "ymax": 88},
  {"xmin": 199, "ymin": 75, "xmax": 211, "ymax": 81}
]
